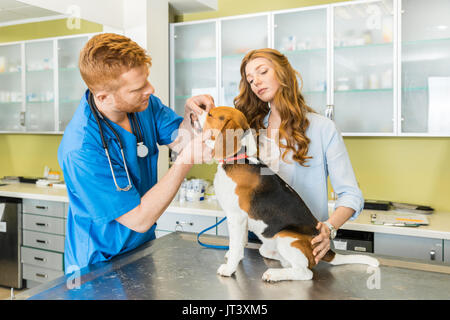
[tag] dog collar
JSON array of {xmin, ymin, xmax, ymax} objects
[{"xmin": 219, "ymin": 153, "xmax": 249, "ymax": 164}]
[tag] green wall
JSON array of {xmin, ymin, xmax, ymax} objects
[
  {"xmin": 0, "ymin": 19, "xmax": 102, "ymax": 179},
  {"xmin": 177, "ymin": 0, "xmax": 450, "ymax": 212}
]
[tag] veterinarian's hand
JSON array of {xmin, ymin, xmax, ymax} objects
[
  {"xmin": 311, "ymin": 222, "xmax": 331, "ymax": 264},
  {"xmin": 185, "ymin": 94, "xmax": 215, "ymax": 121}
]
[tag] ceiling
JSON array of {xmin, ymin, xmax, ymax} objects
[
  {"xmin": 0, "ymin": 0, "xmax": 61, "ymax": 25},
  {"xmin": 0, "ymin": 0, "xmax": 217, "ymax": 27}
]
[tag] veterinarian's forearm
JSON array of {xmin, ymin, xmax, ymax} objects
[{"xmin": 327, "ymin": 206, "xmax": 355, "ymax": 229}]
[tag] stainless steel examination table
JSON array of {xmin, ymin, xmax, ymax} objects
[{"xmin": 16, "ymin": 232, "xmax": 450, "ymax": 300}]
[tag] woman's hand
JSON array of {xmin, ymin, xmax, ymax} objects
[{"xmin": 311, "ymin": 222, "xmax": 331, "ymax": 264}]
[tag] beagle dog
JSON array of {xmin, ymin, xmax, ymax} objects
[{"xmin": 202, "ymin": 106, "xmax": 379, "ymax": 282}]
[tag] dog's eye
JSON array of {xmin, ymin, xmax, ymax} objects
[
  {"xmin": 207, "ymin": 112, "xmax": 212, "ymax": 117},
  {"xmin": 219, "ymin": 116, "xmax": 225, "ymax": 121}
]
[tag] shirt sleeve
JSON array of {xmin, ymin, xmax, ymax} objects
[
  {"xmin": 62, "ymin": 147, "xmax": 141, "ymax": 225},
  {"xmin": 149, "ymin": 95, "xmax": 183, "ymax": 146},
  {"xmin": 324, "ymin": 122, "xmax": 364, "ymax": 220}
]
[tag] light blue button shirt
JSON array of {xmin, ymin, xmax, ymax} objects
[{"xmin": 263, "ymin": 110, "xmax": 364, "ymax": 222}]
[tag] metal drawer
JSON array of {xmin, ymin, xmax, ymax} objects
[
  {"xmin": 374, "ymin": 233, "xmax": 443, "ymax": 262},
  {"xmin": 157, "ymin": 212, "xmax": 217, "ymax": 235},
  {"xmin": 23, "ymin": 199, "xmax": 65, "ymax": 218},
  {"xmin": 21, "ymin": 247, "xmax": 63, "ymax": 271},
  {"xmin": 23, "ymin": 213, "xmax": 65, "ymax": 235},
  {"xmin": 22, "ymin": 264, "xmax": 64, "ymax": 284},
  {"xmin": 23, "ymin": 230, "xmax": 65, "ymax": 253}
]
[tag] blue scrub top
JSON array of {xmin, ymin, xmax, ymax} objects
[{"xmin": 58, "ymin": 90, "xmax": 183, "ymax": 274}]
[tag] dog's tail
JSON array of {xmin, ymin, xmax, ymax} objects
[{"xmin": 326, "ymin": 251, "xmax": 379, "ymax": 267}]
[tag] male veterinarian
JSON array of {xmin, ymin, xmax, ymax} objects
[{"xmin": 58, "ymin": 33, "xmax": 214, "ymax": 274}]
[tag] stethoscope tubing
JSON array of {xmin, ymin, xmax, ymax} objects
[{"xmin": 88, "ymin": 92, "xmax": 133, "ymax": 192}]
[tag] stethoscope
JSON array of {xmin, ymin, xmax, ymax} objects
[{"xmin": 88, "ymin": 92, "xmax": 149, "ymax": 192}]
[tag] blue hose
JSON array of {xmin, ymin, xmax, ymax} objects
[{"xmin": 197, "ymin": 216, "xmax": 229, "ymax": 250}]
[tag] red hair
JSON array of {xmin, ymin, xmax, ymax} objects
[{"xmin": 234, "ymin": 48, "xmax": 316, "ymax": 166}]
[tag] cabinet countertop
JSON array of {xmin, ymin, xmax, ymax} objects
[
  {"xmin": 0, "ymin": 182, "xmax": 69, "ymax": 203},
  {"xmin": 1, "ymin": 182, "xmax": 449, "ymax": 240}
]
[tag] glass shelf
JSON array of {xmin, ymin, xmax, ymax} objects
[
  {"xmin": 403, "ymin": 37, "xmax": 450, "ymax": 46},
  {"xmin": 26, "ymin": 100, "xmax": 54, "ymax": 104},
  {"xmin": 26, "ymin": 69, "xmax": 53, "ymax": 73},
  {"xmin": 175, "ymin": 56, "xmax": 215, "ymax": 64},
  {"xmin": 0, "ymin": 71, "xmax": 21, "ymax": 76},
  {"xmin": 175, "ymin": 95, "xmax": 191, "ymax": 100},
  {"xmin": 402, "ymin": 87, "xmax": 428, "ymax": 91},
  {"xmin": 59, "ymin": 67, "xmax": 79, "ymax": 72},
  {"xmin": 334, "ymin": 88, "xmax": 393, "ymax": 93},
  {"xmin": 282, "ymin": 47, "xmax": 326, "ymax": 55},
  {"xmin": 335, "ymin": 42, "xmax": 393, "ymax": 50}
]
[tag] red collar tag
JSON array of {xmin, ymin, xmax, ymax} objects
[{"xmin": 219, "ymin": 153, "xmax": 248, "ymax": 164}]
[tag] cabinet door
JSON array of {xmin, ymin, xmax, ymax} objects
[
  {"xmin": 374, "ymin": 233, "xmax": 443, "ymax": 262},
  {"xmin": 401, "ymin": 0, "xmax": 450, "ymax": 135},
  {"xmin": 0, "ymin": 43, "xmax": 24, "ymax": 132},
  {"xmin": 221, "ymin": 14, "xmax": 269, "ymax": 106},
  {"xmin": 25, "ymin": 40, "xmax": 55, "ymax": 132},
  {"xmin": 273, "ymin": 8, "xmax": 328, "ymax": 115},
  {"xmin": 156, "ymin": 212, "xmax": 217, "ymax": 235},
  {"xmin": 333, "ymin": 0, "xmax": 395, "ymax": 134},
  {"xmin": 58, "ymin": 36, "xmax": 89, "ymax": 131},
  {"xmin": 171, "ymin": 21, "xmax": 217, "ymax": 116}
]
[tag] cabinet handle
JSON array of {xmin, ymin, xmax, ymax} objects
[
  {"xmin": 325, "ymin": 105, "xmax": 334, "ymax": 121},
  {"xmin": 430, "ymin": 250, "xmax": 436, "ymax": 261},
  {"xmin": 35, "ymin": 206, "xmax": 48, "ymax": 210},
  {"xmin": 176, "ymin": 221, "xmax": 193, "ymax": 226},
  {"xmin": 35, "ymin": 273, "xmax": 48, "ymax": 279},
  {"xmin": 35, "ymin": 222, "xmax": 48, "ymax": 227},
  {"xmin": 34, "ymin": 256, "xmax": 46, "ymax": 262},
  {"xmin": 20, "ymin": 111, "xmax": 26, "ymax": 126},
  {"xmin": 36, "ymin": 239, "xmax": 48, "ymax": 245},
  {"xmin": 175, "ymin": 220, "xmax": 193, "ymax": 232}
]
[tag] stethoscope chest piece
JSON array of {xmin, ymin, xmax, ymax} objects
[{"xmin": 137, "ymin": 142, "xmax": 149, "ymax": 158}]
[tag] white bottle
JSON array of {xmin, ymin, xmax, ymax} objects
[{"xmin": 179, "ymin": 180, "xmax": 187, "ymax": 203}]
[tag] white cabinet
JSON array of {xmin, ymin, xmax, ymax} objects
[
  {"xmin": 156, "ymin": 211, "xmax": 218, "ymax": 236},
  {"xmin": 374, "ymin": 233, "xmax": 444, "ymax": 262},
  {"xmin": 25, "ymin": 40, "xmax": 55, "ymax": 132},
  {"xmin": 0, "ymin": 34, "xmax": 95, "ymax": 134},
  {"xmin": 332, "ymin": 0, "xmax": 395, "ymax": 134},
  {"xmin": 400, "ymin": 0, "xmax": 450, "ymax": 135},
  {"xmin": 221, "ymin": 14, "xmax": 269, "ymax": 106},
  {"xmin": 58, "ymin": 36, "xmax": 90, "ymax": 131},
  {"xmin": 273, "ymin": 7, "xmax": 328, "ymax": 115},
  {"xmin": 171, "ymin": 21, "xmax": 217, "ymax": 116},
  {"xmin": 0, "ymin": 43, "xmax": 23, "ymax": 131},
  {"xmin": 170, "ymin": 0, "xmax": 450, "ymax": 137},
  {"xmin": 21, "ymin": 199, "xmax": 67, "ymax": 287}
]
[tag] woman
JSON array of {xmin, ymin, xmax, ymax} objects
[{"xmin": 234, "ymin": 48, "xmax": 364, "ymax": 264}]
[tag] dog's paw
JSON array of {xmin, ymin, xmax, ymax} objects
[
  {"xmin": 262, "ymin": 268, "xmax": 281, "ymax": 282},
  {"xmin": 262, "ymin": 268, "xmax": 313, "ymax": 282},
  {"xmin": 217, "ymin": 264, "xmax": 235, "ymax": 277}
]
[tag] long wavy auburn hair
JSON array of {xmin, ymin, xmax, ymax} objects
[{"xmin": 234, "ymin": 48, "xmax": 316, "ymax": 166}]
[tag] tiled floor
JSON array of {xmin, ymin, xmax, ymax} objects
[{"xmin": 0, "ymin": 286, "xmax": 28, "ymax": 300}]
